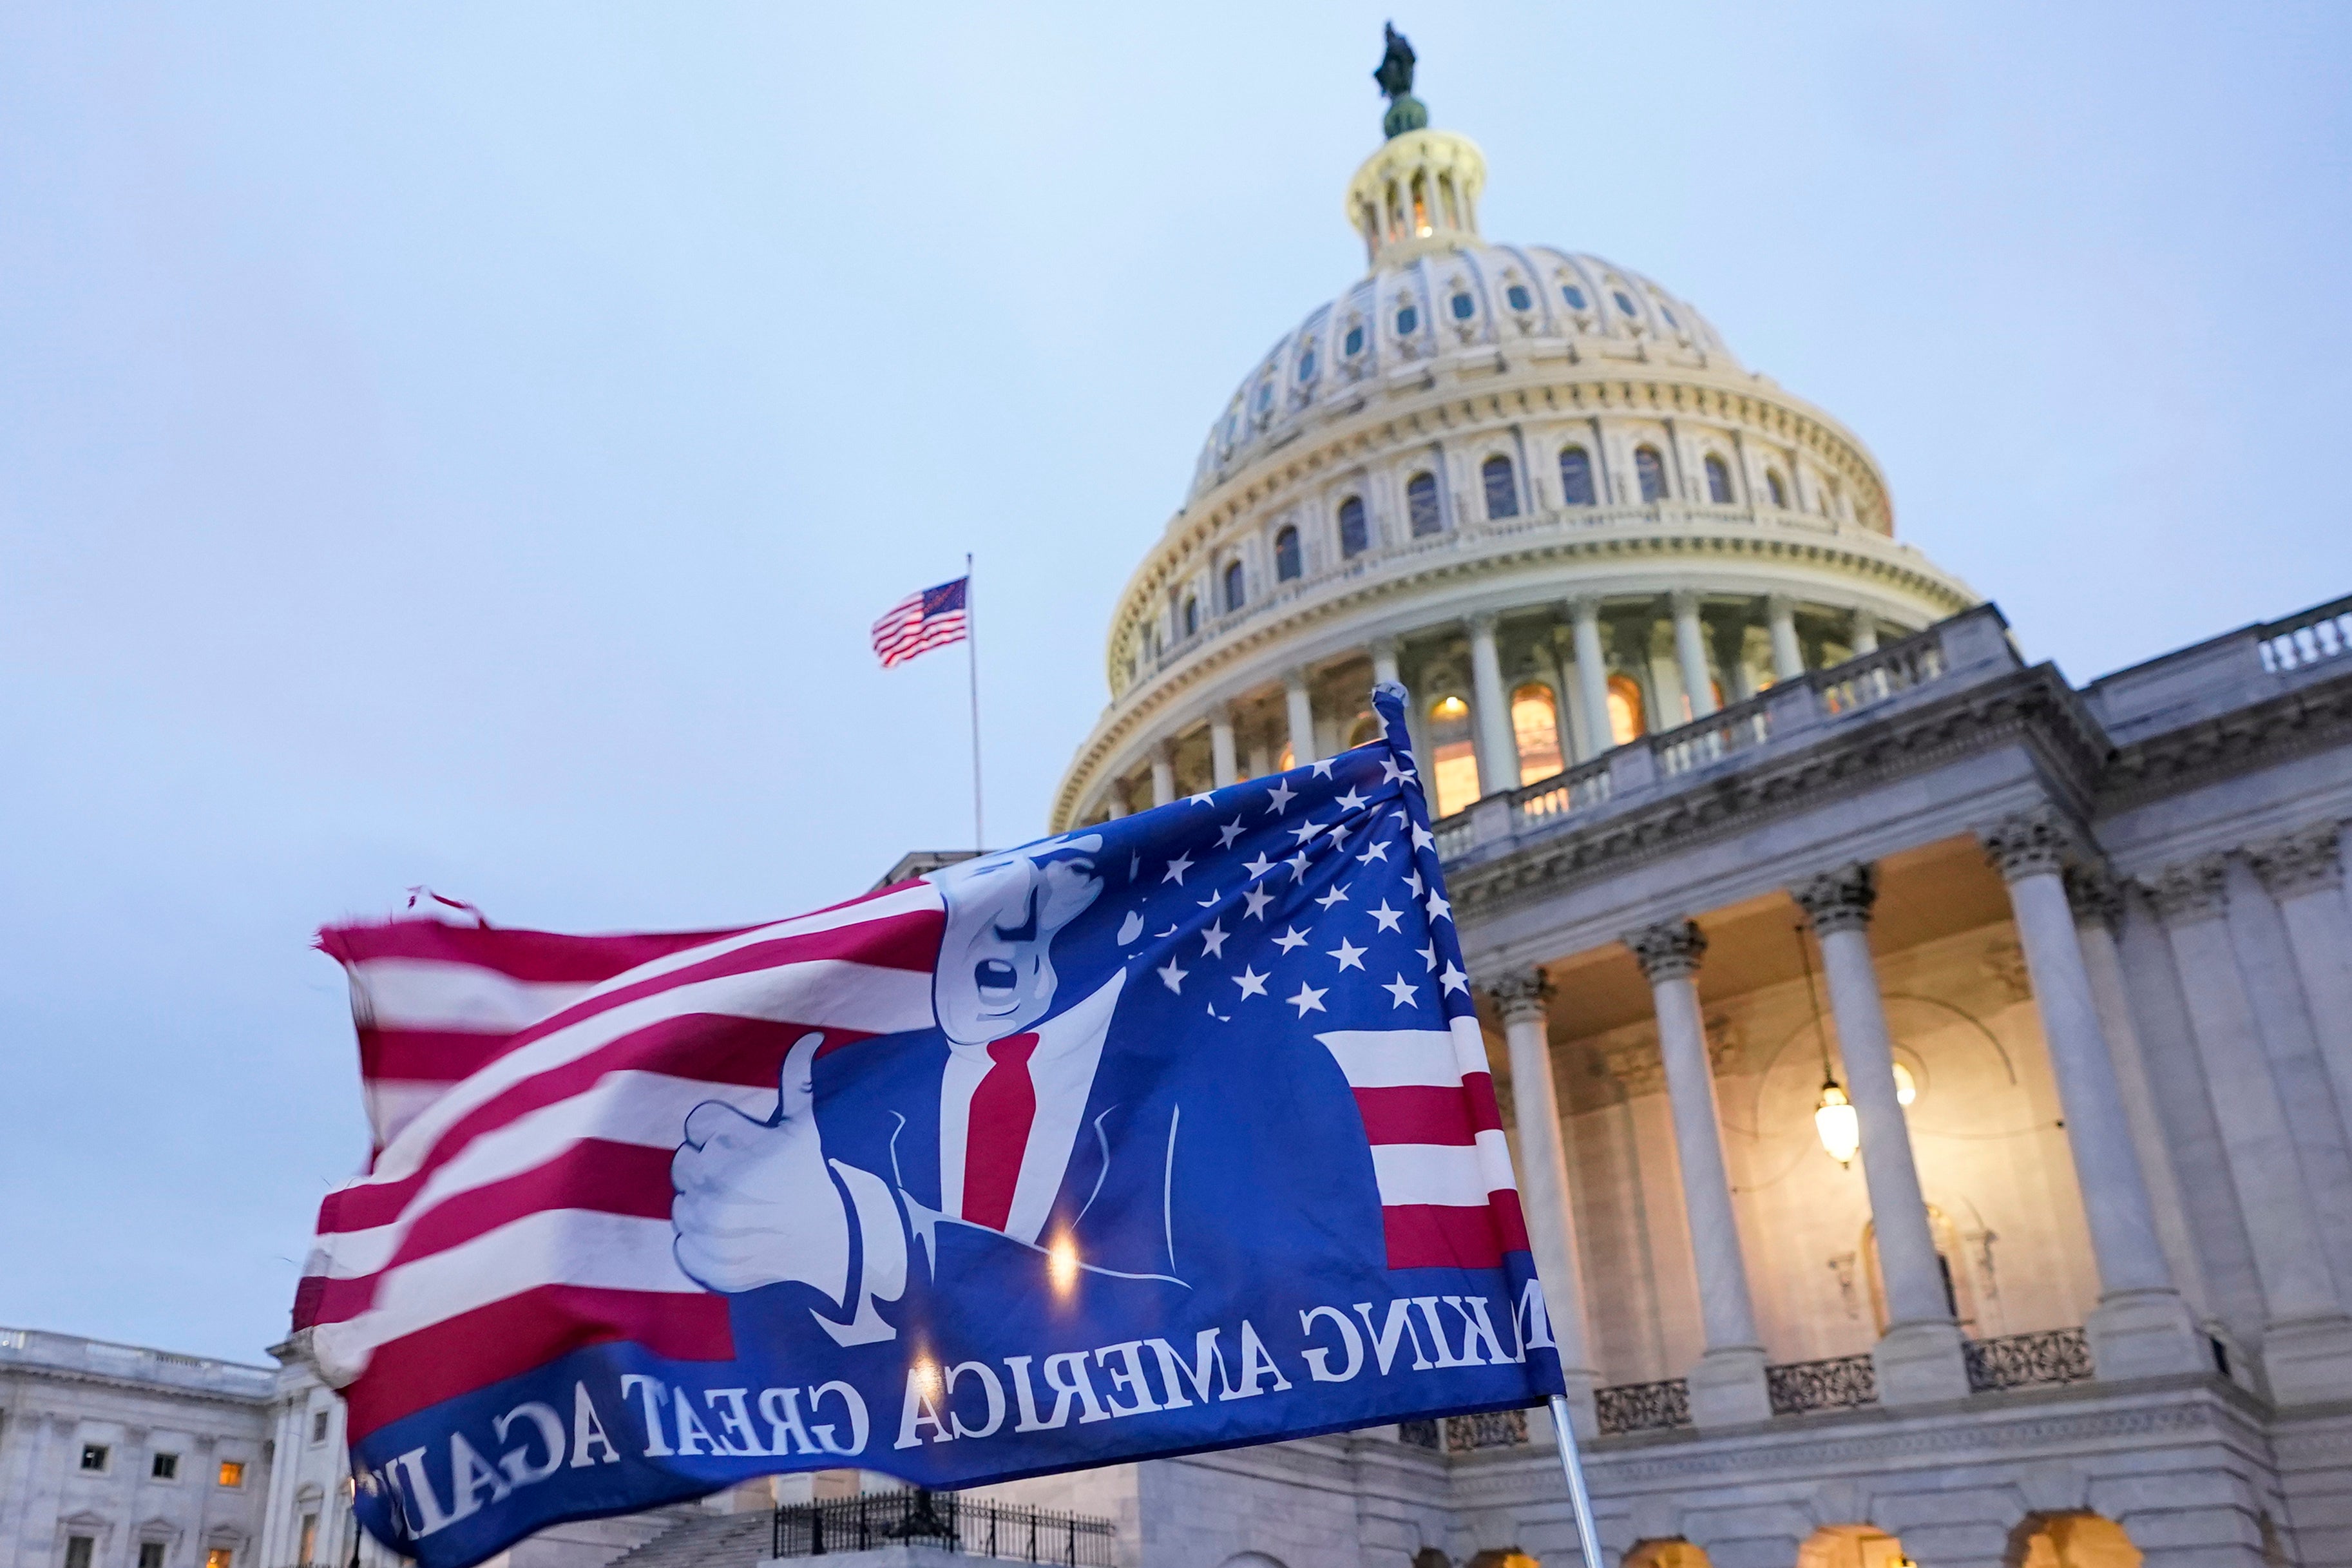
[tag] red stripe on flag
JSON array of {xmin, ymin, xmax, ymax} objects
[
  {"xmin": 320, "ymin": 923, "xmax": 755, "ymax": 984},
  {"xmin": 1352, "ymin": 1083, "xmax": 1502, "ymax": 1147},
  {"xmin": 339, "ymin": 1286, "xmax": 736, "ymax": 1441},
  {"xmin": 1381, "ymin": 1201, "xmax": 1515, "ymax": 1270},
  {"xmin": 359, "ymin": 1029, "xmax": 524, "ymax": 1084}
]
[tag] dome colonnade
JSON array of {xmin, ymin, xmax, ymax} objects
[{"xmin": 1050, "ymin": 124, "xmax": 1974, "ymax": 834}]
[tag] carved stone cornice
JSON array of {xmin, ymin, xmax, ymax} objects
[
  {"xmin": 1979, "ymin": 807, "xmax": 2078, "ymax": 883},
  {"xmin": 1793, "ymin": 863, "xmax": 1878, "ymax": 936},
  {"xmin": 2247, "ymin": 821, "xmax": 2346, "ymax": 901},
  {"xmin": 2142, "ymin": 856, "xmax": 2230, "ymax": 924},
  {"xmin": 2063, "ymin": 864, "xmax": 2127, "ymax": 929},
  {"xmin": 1484, "ymin": 968, "xmax": 1553, "ymax": 1026},
  {"xmin": 2101, "ymin": 665, "xmax": 2352, "ymax": 808},
  {"xmin": 1625, "ymin": 919, "xmax": 1707, "ymax": 982}
]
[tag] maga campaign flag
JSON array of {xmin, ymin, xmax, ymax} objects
[{"xmin": 298, "ymin": 687, "xmax": 1565, "ymax": 1568}]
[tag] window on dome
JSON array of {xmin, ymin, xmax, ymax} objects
[
  {"xmin": 1344, "ymin": 324, "xmax": 1365, "ymax": 356},
  {"xmin": 1482, "ymin": 455, "xmax": 1520, "ymax": 519},
  {"xmin": 1426, "ymin": 694, "xmax": 1480, "ymax": 817},
  {"xmin": 1614, "ymin": 290, "xmax": 1639, "ymax": 317},
  {"xmin": 1223, "ymin": 560, "xmax": 1245, "ymax": 613},
  {"xmin": 1511, "ymin": 684, "xmax": 1563, "ymax": 786},
  {"xmin": 1395, "ymin": 303, "xmax": 1419, "ymax": 336},
  {"xmin": 1766, "ymin": 469, "xmax": 1789, "ymax": 508},
  {"xmin": 1411, "ymin": 174, "xmax": 1431, "ymax": 238},
  {"xmin": 1660, "ymin": 305, "xmax": 1679, "ymax": 328},
  {"xmin": 1274, "ymin": 525, "xmax": 1303, "ymax": 582},
  {"xmin": 1297, "ymin": 347, "xmax": 1316, "ymax": 381},
  {"xmin": 1450, "ymin": 291, "xmax": 1475, "ymax": 321},
  {"xmin": 1506, "ymin": 283, "xmax": 1533, "ymax": 311},
  {"xmin": 1562, "ymin": 283, "xmax": 1588, "ymax": 311},
  {"xmin": 1634, "ymin": 446, "xmax": 1668, "ymax": 503},
  {"xmin": 1182, "ymin": 597, "xmax": 1198, "ymax": 638},
  {"xmin": 1559, "ymin": 446, "xmax": 1596, "ymax": 506},
  {"xmin": 1254, "ymin": 379, "xmax": 1273, "ymax": 411},
  {"xmin": 1704, "ymin": 454, "xmax": 1734, "ymax": 504},
  {"xmin": 1338, "ymin": 495, "xmax": 1369, "ymax": 557},
  {"xmin": 1607, "ymin": 674, "xmax": 1647, "ymax": 745},
  {"xmin": 1406, "ymin": 471, "xmax": 1442, "ymax": 537}
]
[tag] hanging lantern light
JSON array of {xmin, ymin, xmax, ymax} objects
[{"xmin": 1814, "ymin": 1077, "xmax": 1860, "ymax": 1166}]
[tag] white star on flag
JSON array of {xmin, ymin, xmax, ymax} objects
[
  {"xmin": 1288, "ymin": 819, "xmax": 1324, "ymax": 846},
  {"xmin": 1200, "ymin": 919, "xmax": 1229, "ymax": 957},
  {"xmin": 1425, "ymin": 892, "xmax": 1452, "ymax": 923},
  {"xmin": 1313, "ymin": 884, "xmax": 1350, "ymax": 910},
  {"xmin": 1285, "ymin": 850, "xmax": 1312, "ymax": 879},
  {"xmin": 1439, "ymin": 963, "xmax": 1469, "ymax": 995},
  {"xmin": 1335, "ymin": 788, "xmax": 1368, "ymax": 812},
  {"xmin": 1188, "ymin": 792, "xmax": 1216, "ymax": 806},
  {"xmin": 1274, "ymin": 926, "xmax": 1310, "ymax": 953},
  {"xmin": 1233, "ymin": 966, "xmax": 1270, "ymax": 999},
  {"xmin": 1264, "ymin": 779, "xmax": 1297, "ymax": 814},
  {"xmin": 1410, "ymin": 823, "xmax": 1436, "ymax": 851},
  {"xmin": 1328, "ymin": 938, "xmax": 1367, "ymax": 973},
  {"xmin": 1419, "ymin": 942, "xmax": 1438, "ymax": 970},
  {"xmin": 1217, "ymin": 818, "xmax": 1245, "ymax": 848},
  {"xmin": 1369, "ymin": 900, "xmax": 1404, "ymax": 933},
  {"xmin": 1404, "ymin": 868, "xmax": 1425, "ymax": 896},
  {"xmin": 1310, "ymin": 759, "xmax": 1336, "ymax": 778},
  {"xmin": 1241, "ymin": 886, "xmax": 1274, "ymax": 920},
  {"xmin": 1287, "ymin": 982, "xmax": 1328, "ymax": 1018},
  {"xmin": 1158, "ymin": 957, "xmax": 1189, "ymax": 993},
  {"xmin": 1244, "ymin": 853, "xmax": 1275, "ymax": 879},
  {"xmin": 1357, "ymin": 841, "xmax": 1391, "ymax": 865},
  {"xmin": 1384, "ymin": 975, "xmax": 1420, "ymax": 1008},
  {"xmin": 1163, "ymin": 853, "xmax": 1194, "ymax": 884}
]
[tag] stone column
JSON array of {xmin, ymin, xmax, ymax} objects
[
  {"xmin": 1209, "ymin": 710, "xmax": 1238, "ymax": 789},
  {"xmin": 1850, "ymin": 609, "xmax": 1879, "ymax": 655},
  {"xmin": 1283, "ymin": 672, "xmax": 1318, "ymax": 769},
  {"xmin": 2145, "ymin": 857, "xmax": 2352, "ymax": 1404},
  {"xmin": 1370, "ymin": 637, "xmax": 1401, "ymax": 691},
  {"xmin": 1978, "ymin": 814, "xmax": 2207, "ymax": 1377},
  {"xmin": 1149, "ymin": 744, "xmax": 1174, "ymax": 808},
  {"xmin": 1766, "ymin": 594, "xmax": 1804, "ymax": 682},
  {"xmin": 2248, "ymin": 823, "xmax": 2352, "ymax": 1149},
  {"xmin": 1669, "ymin": 590, "xmax": 1719, "ymax": 720},
  {"xmin": 1467, "ymin": 613, "xmax": 1515, "ymax": 797},
  {"xmin": 1790, "ymin": 863, "xmax": 1969, "ymax": 1402},
  {"xmin": 1569, "ymin": 598, "xmax": 1614, "ymax": 755},
  {"xmin": 1487, "ymin": 970, "xmax": 1601, "ymax": 1435},
  {"xmin": 1625, "ymin": 920, "xmax": 1771, "ymax": 1424},
  {"xmin": 1711, "ymin": 613, "xmax": 1755, "ymax": 704}
]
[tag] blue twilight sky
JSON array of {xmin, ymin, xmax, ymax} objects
[{"xmin": 3, "ymin": 3, "xmax": 2347, "ymax": 1362}]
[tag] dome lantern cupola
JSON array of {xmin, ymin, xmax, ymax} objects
[{"xmin": 1352, "ymin": 27, "xmax": 1483, "ymax": 269}]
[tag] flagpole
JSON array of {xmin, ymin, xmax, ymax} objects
[
  {"xmin": 964, "ymin": 552, "xmax": 985, "ymax": 852},
  {"xmin": 1547, "ymin": 1395, "xmax": 1605, "ymax": 1568}
]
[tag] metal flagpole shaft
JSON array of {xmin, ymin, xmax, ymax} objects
[
  {"xmin": 964, "ymin": 552, "xmax": 984, "ymax": 852},
  {"xmin": 1548, "ymin": 1395, "xmax": 1605, "ymax": 1568}
]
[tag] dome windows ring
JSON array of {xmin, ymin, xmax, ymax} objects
[
  {"xmin": 1506, "ymin": 283, "xmax": 1532, "ymax": 312},
  {"xmin": 1181, "ymin": 597, "xmax": 1199, "ymax": 638},
  {"xmin": 1274, "ymin": 525, "xmax": 1303, "ymax": 583},
  {"xmin": 1449, "ymin": 291, "xmax": 1475, "ymax": 321},
  {"xmin": 1482, "ymin": 454, "xmax": 1520, "ymax": 520},
  {"xmin": 1337, "ymin": 495, "xmax": 1370, "ymax": 558},
  {"xmin": 1395, "ymin": 303, "xmax": 1419, "ymax": 336},
  {"xmin": 1613, "ymin": 289, "xmax": 1639, "ymax": 317},
  {"xmin": 1766, "ymin": 469, "xmax": 1790, "ymax": 508},
  {"xmin": 1704, "ymin": 454, "xmax": 1734, "ymax": 504},
  {"xmin": 1344, "ymin": 324, "xmax": 1365, "ymax": 356},
  {"xmin": 1223, "ymin": 560, "xmax": 1246, "ymax": 613},
  {"xmin": 1559, "ymin": 446, "xmax": 1596, "ymax": 507},
  {"xmin": 1406, "ymin": 471, "xmax": 1443, "ymax": 537},
  {"xmin": 1635, "ymin": 445, "xmax": 1668, "ymax": 504},
  {"xmin": 1562, "ymin": 283, "xmax": 1588, "ymax": 311}
]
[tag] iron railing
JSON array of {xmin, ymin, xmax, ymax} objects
[
  {"xmin": 1594, "ymin": 1378, "xmax": 1690, "ymax": 1436},
  {"xmin": 1964, "ymin": 1328, "xmax": 2093, "ymax": 1393},
  {"xmin": 1396, "ymin": 1410, "xmax": 1530, "ymax": 1451},
  {"xmin": 1765, "ymin": 1353, "xmax": 1879, "ymax": 1415},
  {"xmin": 771, "ymin": 1490, "xmax": 1116, "ymax": 1565}
]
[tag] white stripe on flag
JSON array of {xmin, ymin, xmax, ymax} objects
[
  {"xmin": 1369, "ymin": 1133, "xmax": 1514, "ymax": 1207},
  {"xmin": 1314, "ymin": 1028, "xmax": 1462, "ymax": 1089},
  {"xmin": 349, "ymin": 961, "xmax": 595, "ymax": 1032}
]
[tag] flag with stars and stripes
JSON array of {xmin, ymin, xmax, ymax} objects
[{"xmin": 301, "ymin": 684, "xmax": 1562, "ymax": 1568}]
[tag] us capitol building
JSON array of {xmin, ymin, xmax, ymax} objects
[{"xmin": 8, "ymin": 35, "xmax": 2352, "ymax": 1568}]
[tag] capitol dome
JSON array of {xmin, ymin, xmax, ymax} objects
[{"xmin": 1049, "ymin": 77, "xmax": 1976, "ymax": 834}]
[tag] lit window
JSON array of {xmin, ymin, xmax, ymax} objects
[
  {"xmin": 1450, "ymin": 291, "xmax": 1475, "ymax": 320},
  {"xmin": 1614, "ymin": 290, "xmax": 1638, "ymax": 316},
  {"xmin": 1558, "ymin": 447, "xmax": 1596, "ymax": 506},
  {"xmin": 1892, "ymin": 1062, "xmax": 1919, "ymax": 1105},
  {"xmin": 1395, "ymin": 303, "xmax": 1419, "ymax": 336},
  {"xmin": 205, "ymin": 1551, "xmax": 232, "ymax": 1568},
  {"xmin": 1607, "ymin": 674, "xmax": 1647, "ymax": 745},
  {"xmin": 1506, "ymin": 283, "xmax": 1532, "ymax": 311},
  {"xmin": 1634, "ymin": 446, "xmax": 1667, "ymax": 503},
  {"xmin": 1705, "ymin": 454, "xmax": 1734, "ymax": 504},
  {"xmin": 1297, "ymin": 348, "xmax": 1316, "ymax": 381},
  {"xmin": 80, "ymin": 1444, "xmax": 108, "ymax": 1472},
  {"xmin": 66, "ymin": 1541, "xmax": 94, "ymax": 1568},
  {"xmin": 1223, "ymin": 560, "xmax": 1245, "ymax": 613},
  {"xmin": 217, "ymin": 1460, "xmax": 244, "ymax": 1487},
  {"xmin": 1274, "ymin": 525, "xmax": 1302, "ymax": 582},
  {"xmin": 1344, "ymin": 324, "xmax": 1364, "ymax": 356},
  {"xmin": 1406, "ymin": 472, "xmax": 1442, "ymax": 537},
  {"xmin": 1427, "ymin": 695, "xmax": 1480, "ymax": 817},
  {"xmin": 1181, "ymin": 597, "xmax": 1198, "ymax": 638},
  {"xmin": 151, "ymin": 1453, "xmax": 178, "ymax": 1480},
  {"xmin": 298, "ymin": 1515, "xmax": 318, "ymax": 1566},
  {"xmin": 310, "ymin": 1411, "xmax": 329, "ymax": 1444},
  {"xmin": 1337, "ymin": 496, "xmax": 1369, "ymax": 557},
  {"xmin": 1766, "ymin": 469, "xmax": 1789, "ymax": 508},
  {"xmin": 1346, "ymin": 712, "xmax": 1382, "ymax": 748},
  {"xmin": 1511, "ymin": 684, "xmax": 1562, "ymax": 785},
  {"xmin": 1562, "ymin": 283, "xmax": 1588, "ymax": 311},
  {"xmin": 139, "ymin": 1545, "xmax": 165, "ymax": 1568},
  {"xmin": 1482, "ymin": 455, "xmax": 1519, "ymax": 519}
]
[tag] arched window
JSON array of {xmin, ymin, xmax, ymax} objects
[
  {"xmin": 1606, "ymin": 673, "xmax": 1647, "ymax": 745},
  {"xmin": 1181, "ymin": 597, "xmax": 1198, "ymax": 638},
  {"xmin": 1510, "ymin": 684, "xmax": 1563, "ymax": 786},
  {"xmin": 1395, "ymin": 302, "xmax": 1419, "ymax": 337},
  {"xmin": 1482, "ymin": 455, "xmax": 1520, "ymax": 519},
  {"xmin": 1296, "ymin": 347, "xmax": 1316, "ymax": 382},
  {"xmin": 1222, "ymin": 560, "xmax": 1246, "ymax": 613},
  {"xmin": 1406, "ymin": 472, "xmax": 1442, "ymax": 537},
  {"xmin": 1506, "ymin": 283, "xmax": 1532, "ymax": 311},
  {"xmin": 1426, "ymin": 694, "xmax": 1480, "ymax": 817},
  {"xmin": 1450, "ymin": 291, "xmax": 1476, "ymax": 321},
  {"xmin": 1345, "ymin": 711, "xmax": 1382, "ymax": 748},
  {"xmin": 1344, "ymin": 323, "xmax": 1365, "ymax": 356},
  {"xmin": 1337, "ymin": 495, "xmax": 1369, "ymax": 558},
  {"xmin": 1766, "ymin": 469, "xmax": 1789, "ymax": 508},
  {"xmin": 1274, "ymin": 525, "xmax": 1303, "ymax": 582},
  {"xmin": 1558, "ymin": 447, "xmax": 1596, "ymax": 506},
  {"xmin": 1634, "ymin": 446, "xmax": 1668, "ymax": 503},
  {"xmin": 1704, "ymin": 454, "xmax": 1734, "ymax": 504}
]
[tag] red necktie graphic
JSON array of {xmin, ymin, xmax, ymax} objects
[{"xmin": 962, "ymin": 1032, "xmax": 1040, "ymax": 1232}]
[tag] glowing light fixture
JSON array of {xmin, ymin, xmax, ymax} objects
[
  {"xmin": 1815, "ymin": 1079, "xmax": 1860, "ymax": 1167},
  {"xmin": 1048, "ymin": 1235, "xmax": 1080, "ymax": 1296},
  {"xmin": 1892, "ymin": 1061, "xmax": 1918, "ymax": 1106}
]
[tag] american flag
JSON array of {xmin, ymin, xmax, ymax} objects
[{"xmin": 870, "ymin": 576, "xmax": 969, "ymax": 668}]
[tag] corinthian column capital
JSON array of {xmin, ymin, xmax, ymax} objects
[
  {"xmin": 2248, "ymin": 821, "xmax": 2346, "ymax": 901},
  {"xmin": 1792, "ymin": 862, "xmax": 1877, "ymax": 935},
  {"xmin": 2142, "ymin": 856, "xmax": 2229, "ymax": 924},
  {"xmin": 1979, "ymin": 807, "xmax": 2078, "ymax": 882},
  {"xmin": 2063, "ymin": 863, "xmax": 2127, "ymax": 929},
  {"xmin": 1484, "ymin": 967, "xmax": 1553, "ymax": 1025},
  {"xmin": 1625, "ymin": 919, "xmax": 1707, "ymax": 982}
]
